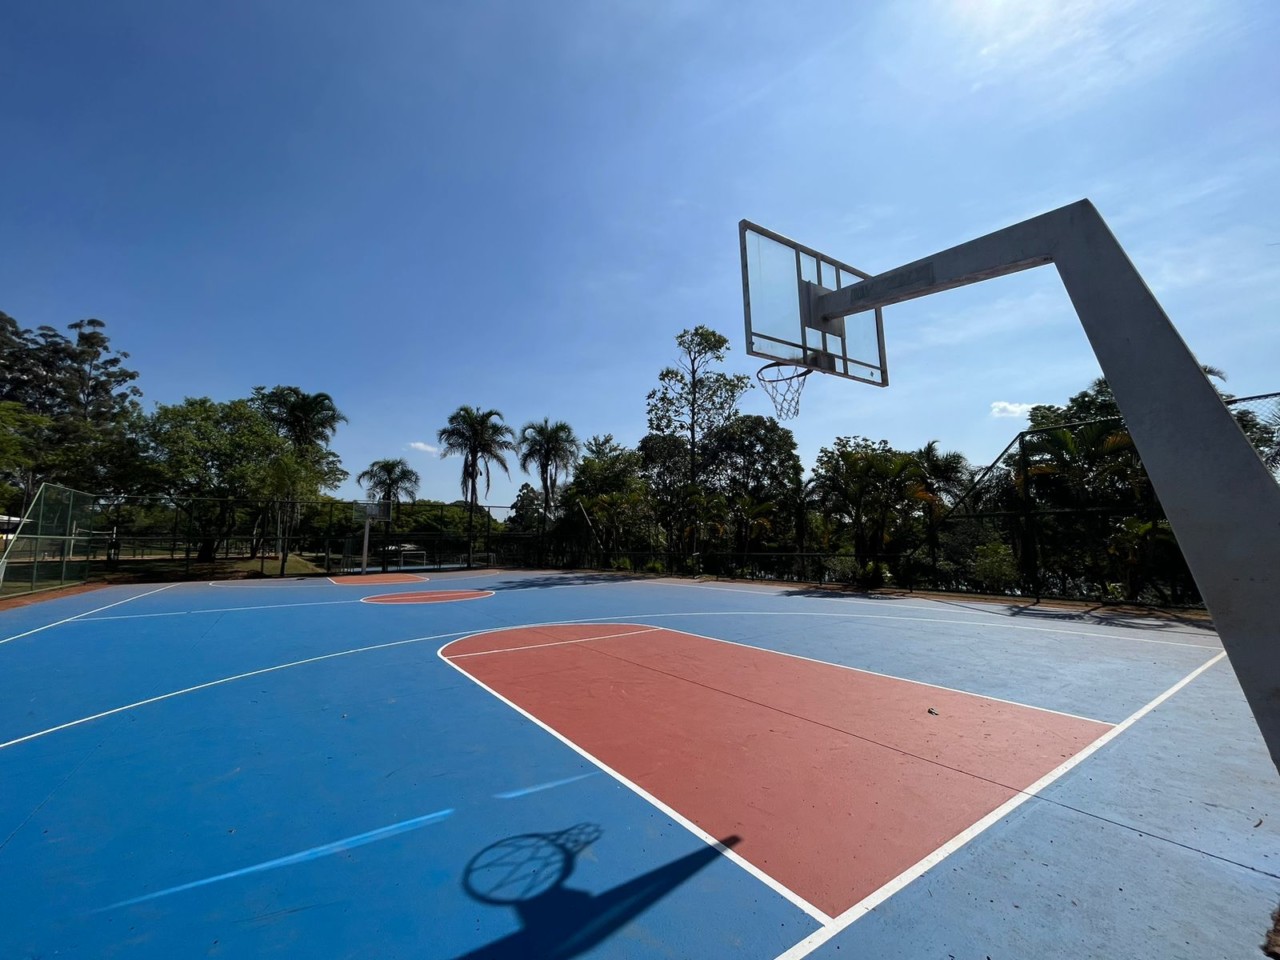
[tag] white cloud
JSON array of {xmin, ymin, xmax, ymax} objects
[
  {"xmin": 407, "ymin": 441, "xmax": 438, "ymax": 453},
  {"xmin": 990, "ymin": 401, "xmax": 1035, "ymax": 419}
]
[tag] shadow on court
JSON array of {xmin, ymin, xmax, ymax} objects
[
  {"xmin": 486, "ymin": 573, "xmax": 646, "ymax": 591},
  {"xmin": 454, "ymin": 824, "xmax": 738, "ymax": 959},
  {"xmin": 779, "ymin": 586, "xmax": 1217, "ymax": 633},
  {"xmin": 1001, "ymin": 603, "xmax": 1217, "ymax": 632}
]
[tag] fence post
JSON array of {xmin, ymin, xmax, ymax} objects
[
  {"xmin": 59, "ymin": 491, "xmax": 73, "ymax": 586},
  {"xmin": 324, "ymin": 500, "xmax": 335, "ymax": 573},
  {"xmin": 31, "ymin": 490, "xmax": 44, "ymax": 592},
  {"xmin": 183, "ymin": 502, "xmax": 193, "ymax": 575},
  {"xmin": 1016, "ymin": 433, "xmax": 1039, "ymax": 598}
]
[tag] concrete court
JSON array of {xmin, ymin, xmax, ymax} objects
[{"xmin": 0, "ymin": 570, "xmax": 1274, "ymax": 959}]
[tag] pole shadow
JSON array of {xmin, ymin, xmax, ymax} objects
[{"xmin": 454, "ymin": 824, "xmax": 740, "ymax": 959}]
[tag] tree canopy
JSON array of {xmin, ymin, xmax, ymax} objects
[{"xmin": 4, "ymin": 305, "xmax": 1275, "ymax": 603}]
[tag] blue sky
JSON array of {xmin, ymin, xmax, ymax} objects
[{"xmin": 3, "ymin": 0, "xmax": 1277, "ymax": 506}]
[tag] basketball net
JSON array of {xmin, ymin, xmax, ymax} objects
[{"xmin": 756, "ymin": 361, "xmax": 811, "ymax": 420}]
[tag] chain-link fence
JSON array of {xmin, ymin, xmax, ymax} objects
[
  {"xmin": 881, "ymin": 392, "xmax": 1279, "ymax": 604},
  {"xmin": 1228, "ymin": 391, "xmax": 1280, "ymax": 472},
  {"xmin": 86, "ymin": 495, "xmax": 513, "ymax": 581},
  {"xmin": 0, "ymin": 492, "xmax": 523, "ymax": 597},
  {"xmin": 0, "ymin": 483, "xmax": 100, "ymax": 599}
]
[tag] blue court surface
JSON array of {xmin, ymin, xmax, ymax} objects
[{"xmin": 1, "ymin": 570, "xmax": 1276, "ymax": 959}]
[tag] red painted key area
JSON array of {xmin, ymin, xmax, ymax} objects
[{"xmin": 444, "ymin": 624, "xmax": 1111, "ymax": 917}]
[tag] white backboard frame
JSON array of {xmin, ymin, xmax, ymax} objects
[{"xmin": 739, "ymin": 220, "xmax": 888, "ymax": 387}]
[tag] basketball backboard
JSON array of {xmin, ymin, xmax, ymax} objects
[
  {"xmin": 739, "ymin": 220, "xmax": 888, "ymax": 387},
  {"xmin": 354, "ymin": 500, "xmax": 392, "ymax": 523}
]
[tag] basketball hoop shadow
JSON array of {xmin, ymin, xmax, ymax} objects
[{"xmin": 454, "ymin": 824, "xmax": 740, "ymax": 959}]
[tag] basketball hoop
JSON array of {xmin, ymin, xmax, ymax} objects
[{"xmin": 757, "ymin": 361, "xmax": 811, "ymax": 420}]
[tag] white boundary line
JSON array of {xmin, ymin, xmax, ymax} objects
[
  {"xmin": 771, "ymin": 650, "xmax": 1227, "ymax": 956},
  {"xmin": 436, "ymin": 631, "xmax": 834, "ymax": 926},
  {"xmin": 0, "ymin": 584, "xmax": 178, "ymax": 647}
]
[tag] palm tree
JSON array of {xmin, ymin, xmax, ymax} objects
[
  {"xmin": 437, "ymin": 406, "xmax": 517, "ymax": 568},
  {"xmin": 357, "ymin": 457, "xmax": 421, "ymax": 506},
  {"xmin": 254, "ymin": 386, "xmax": 347, "ymax": 451},
  {"xmin": 279, "ymin": 389, "xmax": 346, "ymax": 451},
  {"xmin": 518, "ymin": 418, "xmax": 581, "ymax": 549}
]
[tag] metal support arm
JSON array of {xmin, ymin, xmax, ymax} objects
[{"xmin": 818, "ymin": 199, "xmax": 1280, "ymax": 771}]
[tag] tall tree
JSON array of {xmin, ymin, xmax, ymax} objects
[
  {"xmin": 0, "ymin": 314, "xmax": 144, "ymax": 497},
  {"xmin": 811, "ymin": 437, "xmax": 923, "ymax": 576},
  {"xmin": 437, "ymin": 406, "xmax": 517, "ymax": 568},
  {"xmin": 703, "ymin": 415, "xmax": 799, "ymax": 499},
  {"xmin": 558, "ymin": 435, "xmax": 649, "ymax": 567},
  {"xmin": 145, "ymin": 398, "xmax": 289, "ymax": 561},
  {"xmin": 506, "ymin": 483, "xmax": 545, "ymax": 534},
  {"xmin": 645, "ymin": 326, "xmax": 751, "ymax": 557},
  {"xmin": 0, "ymin": 402, "xmax": 48, "ymax": 501},
  {"xmin": 518, "ymin": 418, "xmax": 581, "ymax": 534}
]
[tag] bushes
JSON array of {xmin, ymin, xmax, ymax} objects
[{"xmin": 973, "ymin": 542, "xmax": 1018, "ymax": 593}]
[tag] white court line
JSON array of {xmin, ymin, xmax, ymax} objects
[
  {"xmin": 445, "ymin": 627, "xmax": 661, "ymax": 660},
  {"xmin": 437, "ymin": 635, "xmax": 834, "ymax": 926},
  {"xmin": 0, "ymin": 627, "xmax": 473, "ymax": 751},
  {"xmin": 0, "ymin": 584, "xmax": 178, "ymax": 647},
  {"xmin": 771, "ymin": 650, "xmax": 1227, "ymax": 955}
]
